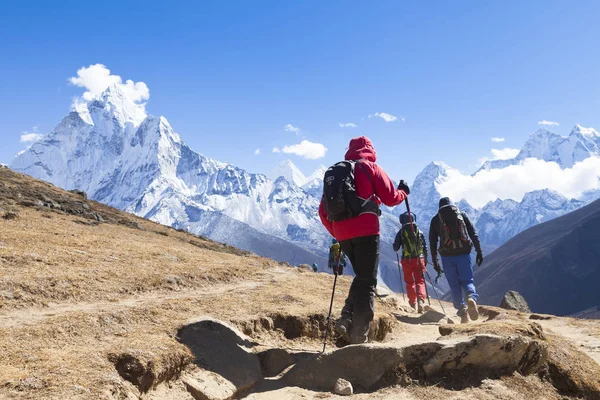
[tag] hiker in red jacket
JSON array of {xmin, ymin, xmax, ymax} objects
[{"xmin": 319, "ymin": 136, "xmax": 409, "ymax": 344}]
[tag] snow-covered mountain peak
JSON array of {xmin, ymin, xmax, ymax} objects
[
  {"xmin": 306, "ymin": 165, "xmax": 327, "ymax": 182},
  {"xmin": 478, "ymin": 125, "xmax": 600, "ymax": 172},
  {"xmin": 83, "ymin": 84, "xmax": 147, "ymax": 129},
  {"xmin": 418, "ymin": 161, "xmax": 454, "ymax": 185},
  {"xmin": 571, "ymin": 124, "xmax": 599, "ymax": 138},
  {"xmin": 420, "ymin": 161, "xmax": 450, "ymax": 176},
  {"xmin": 431, "ymin": 160, "xmax": 450, "ymax": 169},
  {"xmin": 301, "ymin": 165, "xmax": 327, "ymax": 199},
  {"xmin": 404, "ymin": 161, "xmax": 454, "ymax": 221},
  {"xmin": 532, "ymin": 128, "xmax": 555, "ymax": 136},
  {"xmin": 521, "ymin": 189, "xmax": 567, "ymax": 206},
  {"xmin": 270, "ymin": 159, "xmax": 306, "ymax": 187}
]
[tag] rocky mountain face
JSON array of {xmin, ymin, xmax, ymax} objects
[{"xmin": 474, "ymin": 198, "xmax": 600, "ymax": 316}]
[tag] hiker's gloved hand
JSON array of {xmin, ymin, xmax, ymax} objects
[
  {"xmin": 397, "ymin": 180, "xmax": 410, "ymax": 195},
  {"xmin": 476, "ymin": 252, "xmax": 484, "ymax": 267},
  {"xmin": 433, "ymin": 258, "xmax": 443, "ymax": 275}
]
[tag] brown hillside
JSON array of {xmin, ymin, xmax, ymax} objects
[{"xmin": 1, "ymin": 166, "xmax": 600, "ymax": 400}]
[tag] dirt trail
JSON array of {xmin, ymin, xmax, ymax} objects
[
  {"xmin": 538, "ymin": 317, "xmax": 600, "ymax": 364},
  {"xmin": 0, "ymin": 267, "xmax": 291, "ymax": 329}
]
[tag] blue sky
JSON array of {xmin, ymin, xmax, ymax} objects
[{"xmin": 1, "ymin": 0, "xmax": 599, "ymax": 184}]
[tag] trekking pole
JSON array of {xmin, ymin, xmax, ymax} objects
[
  {"xmin": 422, "ymin": 268, "xmax": 447, "ymax": 315},
  {"xmin": 404, "ymin": 197, "xmax": 431, "ymax": 305},
  {"xmin": 322, "ymin": 248, "xmax": 342, "ymax": 353},
  {"xmin": 395, "ymin": 252, "xmax": 406, "ymax": 302}
]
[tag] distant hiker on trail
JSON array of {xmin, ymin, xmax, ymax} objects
[
  {"xmin": 319, "ymin": 136, "xmax": 409, "ymax": 344},
  {"xmin": 393, "ymin": 212, "xmax": 428, "ymax": 313},
  {"xmin": 429, "ymin": 197, "xmax": 483, "ymax": 323},
  {"xmin": 312, "ymin": 263, "xmax": 318, "ymax": 272},
  {"xmin": 328, "ymin": 239, "xmax": 347, "ymax": 275}
]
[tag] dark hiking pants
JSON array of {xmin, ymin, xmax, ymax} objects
[{"xmin": 339, "ymin": 234, "xmax": 380, "ymax": 343}]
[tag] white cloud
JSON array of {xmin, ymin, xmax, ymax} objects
[
  {"xmin": 281, "ymin": 140, "xmax": 328, "ymax": 159},
  {"xmin": 478, "ymin": 148, "xmax": 520, "ymax": 166},
  {"xmin": 20, "ymin": 126, "xmax": 44, "ymax": 143},
  {"xmin": 284, "ymin": 124, "xmax": 301, "ymax": 134},
  {"xmin": 339, "ymin": 122, "xmax": 357, "ymax": 128},
  {"xmin": 437, "ymin": 157, "xmax": 600, "ymax": 208},
  {"xmin": 69, "ymin": 64, "xmax": 150, "ymax": 106},
  {"xmin": 272, "ymin": 147, "xmax": 281, "ymax": 153},
  {"xmin": 538, "ymin": 120, "xmax": 560, "ymax": 126},
  {"xmin": 491, "ymin": 137, "xmax": 505, "ymax": 143},
  {"xmin": 254, "ymin": 148, "xmax": 261, "ymax": 155},
  {"xmin": 369, "ymin": 112, "xmax": 398, "ymax": 122},
  {"xmin": 20, "ymin": 133, "xmax": 44, "ymax": 143}
]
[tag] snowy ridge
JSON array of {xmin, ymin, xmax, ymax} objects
[
  {"xmin": 479, "ymin": 125, "xmax": 600, "ymax": 171},
  {"xmin": 475, "ymin": 190, "xmax": 583, "ymax": 247}
]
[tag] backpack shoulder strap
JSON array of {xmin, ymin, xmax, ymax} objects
[
  {"xmin": 355, "ymin": 162, "xmax": 377, "ymax": 206},
  {"xmin": 437, "ymin": 211, "xmax": 446, "ymax": 230},
  {"xmin": 355, "ymin": 162, "xmax": 375, "ymax": 191}
]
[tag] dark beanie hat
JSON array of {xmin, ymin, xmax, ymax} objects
[{"xmin": 439, "ymin": 197, "xmax": 452, "ymax": 208}]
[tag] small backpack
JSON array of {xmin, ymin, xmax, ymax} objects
[
  {"xmin": 322, "ymin": 161, "xmax": 378, "ymax": 222},
  {"xmin": 400, "ymin": 223, "xmax": 424, "ymax": 258},
  {"xmin": 328, "ymin": 242, "xmax": 341, "ymax": 267},
  {"xmin": 437, "ymin": 205, "xmax": 472, "ymax": 251},
  {"xmin": 398, "ymin": 212, "xmax": 423, "ymax": 258}
]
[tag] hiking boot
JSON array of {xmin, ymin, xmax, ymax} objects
[
  {"xmin": 350, "ymin": 326, "xmax": 369, "ymax": 344},
  {"xmin": 417, "ymin": 299, "xmax": 424, "ymax": 314},
  {"xmin": 409, "ymin": 303, "xmax": 416, "ymax": 312},
  {"xmin": 460, "ymin": 308, "xmax": 469, "ymax": 324},
  {"xmin": 351, "ymin": 333, "xmax": 369, "ymax": 344},
  {"xmin": 334, "ymin": 316, "xmax": 352, "ymax": 343},
  {"xmin": 467, "ymin": 296, "xmax": 479, "ymax": 321}
]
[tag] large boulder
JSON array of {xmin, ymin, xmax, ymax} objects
[
  {"xmin": 284, "ymin": 335, "xmax": 547, "ymax": 392},
  {"xmin": 423, "ymin": 334, "xmax": 546, "ymax": 378},
  {"xmin": 284, "ymin": 344, "xmax": 407, "ymax": 391},
  {"xmin": 177, "ymin": 319, "xmax": 262, "ymax": 393},
  {"xmin": 500, "ymin": 290, "xmax": 531, "ymax": 313}
]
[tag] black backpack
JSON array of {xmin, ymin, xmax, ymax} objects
[
  {"xmin": 437, "ymin": 204, "xmax": 472, "ymax": 251},
  {"xmin": 322, "ymin": 161, "xmax": 378, "ymax": 222}
]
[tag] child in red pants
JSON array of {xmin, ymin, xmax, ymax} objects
[{"xmin": 393, "ymin": 212, "xmax": 428, "ymax": 313}]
